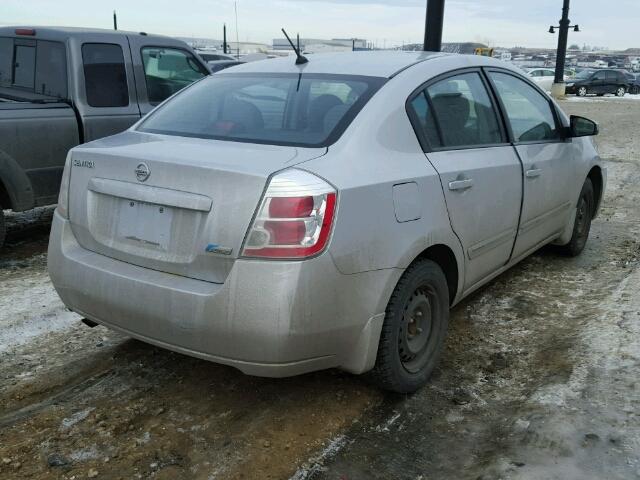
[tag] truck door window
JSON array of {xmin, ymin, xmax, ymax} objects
[
  {"xmin": 82, "ymin": 43, "xmax": 129, "ymax": 107},
  {"xmin": 141, "ymin": 47, "xmax": 208, "ymax": 105}
]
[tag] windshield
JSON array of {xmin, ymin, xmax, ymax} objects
[
  {"xmin": 0, "ymin": 37, "xmax": 67, "ymax": 100},
  {"xmin": 138, "ymin": 73, "xmax": 385, "ymax": 147},
  {"xmin": 575, "ymin": 69, "xmax": 594, "ymax": 80}
]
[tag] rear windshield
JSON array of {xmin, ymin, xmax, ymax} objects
[
  {"xmin": 0, "ymin": 37, "xmax": 67, "ymax": 100},
  {"xmin": 137, "ymin": 73, "xmax": 385, "ymax": 147}
]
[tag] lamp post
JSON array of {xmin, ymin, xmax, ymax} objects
[
  {"xmin": 549, "ymin": 0, "xmax": 580, "ymax": 98},
  {"xmin": 424, "ymin": 0, "xmax": 445, "ymax": 52}
]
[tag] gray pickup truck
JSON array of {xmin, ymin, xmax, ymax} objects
[{"xmin": 0, "ymin": 26, "xmax": 210, "ymax": 247}]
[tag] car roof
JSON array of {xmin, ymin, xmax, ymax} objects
[{"xmin": 225, "ymin": 51, "xmax": 457, "ymax": 78}]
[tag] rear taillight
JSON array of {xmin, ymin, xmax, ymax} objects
[
  {"xmin": 57, "ymin": 152, "xmax": 72, "ymax": 219},
  {"xmin": 242, "ymin": 170, "xmax": 337, "ymax": 259}
]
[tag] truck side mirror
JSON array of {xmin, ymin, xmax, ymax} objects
[{"xmin": 570, "ymin": 115, "xmax": 599, "ymax": 137}]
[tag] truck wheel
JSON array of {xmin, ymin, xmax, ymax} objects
[
  {"xmin": 578, "ymin": 86, "xmax": 588, "ymax": 97},
  {"xmin": 559, "ymin": 178, "xmax": 594, "ymax": 257},
  {"xmin": 0, "ymin": 209, "xmax": 5, "ymax": 249},
  {"xmin": 616, "ymin": 86, "xmax": 626, "ymax": 97},
  {"xmin": 369, "ymin": 259, "xmax": 449, "ymax": 394}
]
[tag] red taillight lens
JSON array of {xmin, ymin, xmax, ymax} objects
[
  {"xmin": 242, "ymin": 171, "xmax": 337, "ymax": 259},
  {"xmin": 269, "ymin": 196, "xmax": 314, "ymax": 218},
  {"xmin": 15, "ymin": 28, "xmax": 36, "ymax": 36}
]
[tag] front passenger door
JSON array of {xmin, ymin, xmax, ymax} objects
[
  {"xmin": 488, "ymin": 70, "xmax": 575, "ymax": 259},
  {"xmin": 408, "ymin": 70, "xmax": 523, "ymax": 292}
]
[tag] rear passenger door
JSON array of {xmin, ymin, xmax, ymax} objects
[
  {"xmin": 487, "ymin": 70, "xmax": 575, "ymax": 259},
  {"xmin": 408, "ymin": 70, "xmax": 523, "ymax": 291}
]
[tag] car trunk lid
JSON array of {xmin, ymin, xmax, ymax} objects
[{"xmin": 68, "ymin": 131, "xmax": 326, "ymax": 284}]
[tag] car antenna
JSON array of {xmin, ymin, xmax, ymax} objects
[{"xmin": 281, "ymin": 28, "xmax": 308, "ymax": 65}]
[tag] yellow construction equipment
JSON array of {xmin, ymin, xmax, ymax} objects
[{"xmin": 474, "ymin": 47, "xmax": 494, "ymax": 57}]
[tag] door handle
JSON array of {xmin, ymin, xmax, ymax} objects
[
  {"xmin": 448, "ymin": 178, "xmax": 474, "ymax": 191},
  {"xmin": 525, "ymin": 168, "xmax": 542, "ymax": 178}
]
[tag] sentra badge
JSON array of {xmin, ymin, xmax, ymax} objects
[{"xmin": 72, "ymin": 159, "xmax": 95, "ymax": 169}]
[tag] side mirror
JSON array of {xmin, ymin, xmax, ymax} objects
[{"xmin": 569, "ymin": 115, "xmax": 599, "ymax": 137}]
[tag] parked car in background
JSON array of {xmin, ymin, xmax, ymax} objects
[
  {"xmin": 49, "ymin": 51, "xmax": 604, "ymax": 393},
  {"xmin": 208, "ymin": 59, "xmax": 245, "ymax": 73},
  {"xmin": 527, "ymin": 68, "xmax": 557, "ymax": 91},
  {"xmin": 621, "ymin": 71, "xmax": 640, "ymax": 94},
  {"xmin": 0, "ymin": 27, "xmax": 209, "ymax": 248},
  {"xmin": 565, "ymin": 69, "xmax": 629, "ymax": 97}
]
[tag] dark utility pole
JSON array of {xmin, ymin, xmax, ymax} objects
[
  {"xmin": 113, "ymin": 10, "xmax": 118, "ymax": 31},
  {"xmin": 223, "ymin": 24, "xmax": 228, "ymax": 54},
  {"xmin": 554, "ymin": 0, "xmax": 571, "ymax": 84},
  {"xmin": 424, "ymin": 0, "xmax": 445, "ymax": 51}
]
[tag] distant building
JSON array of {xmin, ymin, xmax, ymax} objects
[{"xmin": 272, "ymin": 38, "xmax": 368, "ymax": 53}]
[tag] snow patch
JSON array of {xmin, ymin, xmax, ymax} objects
[
  {"xmin": 60, "ymin": 407, "xmax": 95, "ymax": 430},
  {"xmin": 0, "ymin": 270, "xmax": 79, "ymax": 353},
  {"xmin": 289, "ymin": 435, "xmax": 348, "ymax": 480}
]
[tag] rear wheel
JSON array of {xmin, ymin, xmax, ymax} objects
[
  {"xmin": 559, "ymin": 178, "xmax": 594, "ymax": 257},
  {"xmin": 616, "ymin": 86, "xmax": 626, "ymax": 97},
  {"xmin": 369, "ymin": 259, "xmax": 449, "ymax": 393},
  {"xmin": 577, "ymin": 86, "xmax": 588, "ymax": 97}
]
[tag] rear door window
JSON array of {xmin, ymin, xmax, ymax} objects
[
  {"xmin": 489, "ymin": 71, "xmax": 560, "ymax": 143},
  {"xmin": 141, "ymin": 47, "xmax": 208, "ymax": 104},
  {"xmin": 409, "ymin": 72, "xmax": 504, "ymax": 149},
  {"xmin": 82, "ymin": 43, "xmax": 129, "ymax": 107}
]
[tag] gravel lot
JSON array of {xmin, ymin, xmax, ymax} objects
[{"xmin": 1, "ymin": 96, "xmax": 639, "ymax": 480}]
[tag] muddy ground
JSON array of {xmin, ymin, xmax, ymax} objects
[{"xmin": 1, "ymin": 97, "xmax": 639, "ymax": 480}]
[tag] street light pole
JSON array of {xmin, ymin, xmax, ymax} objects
[
  {"xmin": 424, "ymin": 0, "xmax": 445, "ymax": 52},
  {"xmin": 223, "ymin": 23, "xmax": 228, "ymax": 54},
  {"xmin": 550, "ymin": 0, "xmax": 580, "ymax": 98}
]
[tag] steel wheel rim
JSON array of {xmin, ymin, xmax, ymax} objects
[
  {"xmin": 579, "ymin": 87, "xmax": 587, "ymax": 96},
  {"xmin": 398, "ymin": 286, "xmax": 438, "ymax": 373},
  {"xmin": 617, "ymin": 87, "xmax": 625, "ymax": 96}
]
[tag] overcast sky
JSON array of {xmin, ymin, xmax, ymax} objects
[{"xmin": 2, "ymin": 0, "xmax": 637, "ymax": 50}]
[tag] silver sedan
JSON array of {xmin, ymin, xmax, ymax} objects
[{"xmin": 48, "ymin": 51, "xmax": 604, "ymax": 393}]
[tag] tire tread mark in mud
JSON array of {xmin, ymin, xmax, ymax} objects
[{"xmin": 0, "ymin": 369, "xmax": 115, "ymax": 428}]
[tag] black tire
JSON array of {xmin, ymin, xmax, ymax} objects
[
  {"xmin": 615, "ymin": 86, "xmax": 626, "ymax": 97},
  {"xmin": 369, "ymin": 259, "xmax": 449, "ymax": 393},
  {"xmin": 0, "ymin": 209, "xmax": 5, "ymax": 250},
  {"xmin": 577, "ymin": 86, "xmax": 588, "ymax": 97},
  {"xmin": 559, "ymin": 178, "xmax": 594, "ymax": 257}
]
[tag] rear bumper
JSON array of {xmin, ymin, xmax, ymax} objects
[{"xmin": 48, "ymin": 211, "xmax": 399, "ymax": 377}]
